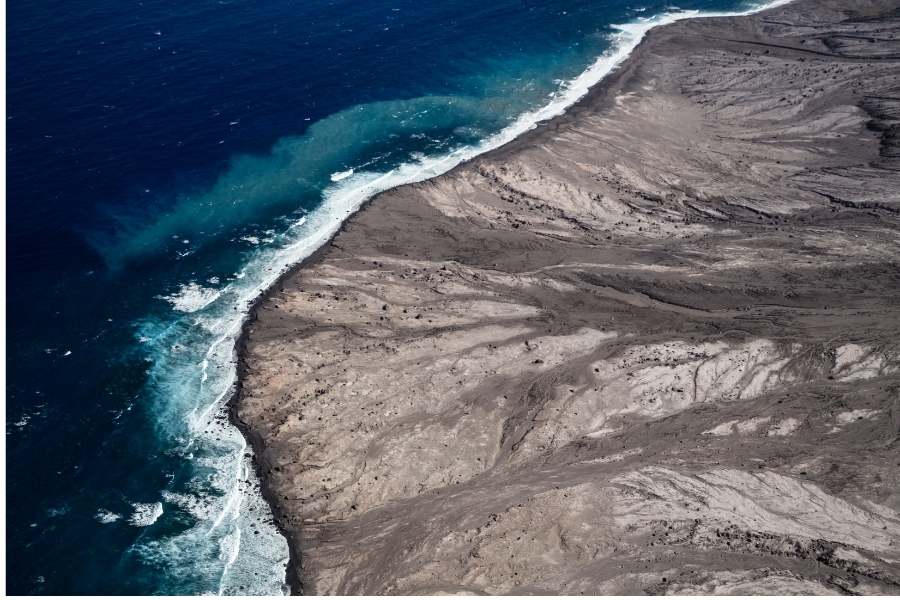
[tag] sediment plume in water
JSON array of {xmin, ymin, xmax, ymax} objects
[{"xmin": 236, "ymin": 0, "xmax": 900, "ymax": 593}]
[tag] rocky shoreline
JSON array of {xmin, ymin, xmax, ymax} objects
[{"xmin": 233, "ymin": 0, "xmax": 900, "ymax": 594}]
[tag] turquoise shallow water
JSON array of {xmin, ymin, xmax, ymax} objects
[{"xmin": 7, "ymin": 0, "xmax": 786, "ymax": 593}]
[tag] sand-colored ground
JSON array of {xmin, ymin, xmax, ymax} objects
[{"xmin": 234, "ymin": 0, "xmax": 900, "ymax": 593}]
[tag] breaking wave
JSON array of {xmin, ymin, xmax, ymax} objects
[
  {"xmin": 128, "ymin": 502, "xmax": 163, "ymax": 527},
  {"xmin": 121, "ymin": 0, "xmax": 796, "ymax": 594}
]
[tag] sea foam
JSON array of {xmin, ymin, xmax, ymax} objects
[
  {"xmin": 95, "ymin": 509, "xmax": 122, "ymax": 524},
  {"xmin": 330, "ymin": 168, "xmax": 354, "ymax": 182},
  {"xmin": 157, "ymin": 282, "xmax": 221, "ymax": 313},
  {"xmin": 129, "ymin": 502, "xmax": 164, "ymax": 527},
  {"xmin": 133, "ymin": 0, "xmax": 796, "ymax": 594}
]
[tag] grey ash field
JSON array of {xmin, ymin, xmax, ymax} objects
[{"xmin": 234, "ymin": 0, "xmax": 900, "ymax": 594}]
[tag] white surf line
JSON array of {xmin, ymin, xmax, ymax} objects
[
  {"xmin": 188, "ymin": 0, "xmax": 801, "ymax": 431},
  {"xmin": 177, "ymin": 0, "xmax": 798, "ymax": 592},
  {"xmin": 214, "ymin": 444, "xmax": 248, "ymax": 595}
]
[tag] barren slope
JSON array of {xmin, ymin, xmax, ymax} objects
[{"xmin": 235, "ymin": 0, "xmax": 900, "ymax": 594}]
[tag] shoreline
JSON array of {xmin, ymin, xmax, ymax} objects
[
  {"xmin": 225, "ymin": 7, "xmax": 714, "ymax": 594},
  {"xmin": 230, "ymin": 7, "xmax": 700, "ymax": 592},
  {"xmin": 229, "ymin": 306, "xmax": 305, "ymax": 596},
  {"xmin": 232, "ymin": 0, "xmax": 900, "ymax": 594},
  {"xmin": 229, "ymin": 209, "xmax": 369, "ymax": 595}
]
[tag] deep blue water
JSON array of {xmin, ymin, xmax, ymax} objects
[{"xmin": 7, "ymin": 0, "xmax": 779, "ymax": 594}]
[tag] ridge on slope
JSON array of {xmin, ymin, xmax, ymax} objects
[{"xmin": 236, "ymin": 0, "xmax": 900, "ymax": 594}]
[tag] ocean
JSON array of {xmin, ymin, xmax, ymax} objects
[{"xmin": 7, "ymin": 0, "xmax": 786, "ymax": 593}]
